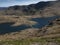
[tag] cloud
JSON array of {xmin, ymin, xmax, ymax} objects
[{"xmin": 0, "ymin": 0, "xmax": 57, "ymax": 7}]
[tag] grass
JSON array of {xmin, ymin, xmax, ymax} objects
[
  {"xmin": 0, "ymin": 15, "xmax": 60, "ymax": 45},
  {"xmin": 0, "ymin": 15, "xmax": 37, "ymax": 26},
  {"xmin": 0, "ymin": 37, "xmax": 60, "ymax": 45},
  {"xmin": 55, "ymin": 38, "xmax": 60, "ymax": 42},
  {"xmin": 0, "ymin": 37, "xmax": 46, "ymax": 45}
]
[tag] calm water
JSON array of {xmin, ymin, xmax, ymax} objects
[
  {"xmin": 0, "ymin": 22, "xmax": 31, "ymax": 34},
  {"xmin": 31, "ymin": 16, "xmax": 60, "ymax": 28},
  {"xmin": 0, "ymin": 16, "xmax": 60, "ymax": 34}
]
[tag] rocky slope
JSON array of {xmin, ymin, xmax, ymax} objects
[{"xmin": 0, "ymin": 1, "xmax": 60, "ymax": 17}]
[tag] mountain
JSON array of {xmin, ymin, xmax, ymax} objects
[
  {"xmin": 0, "ymin": 1, "xmax": 60, "ymax": 45},
  {"xmin": 0, "ymin": 1, "xmax": 60, "ymax": 17},
  {"xmin": 0, "ymin": 7, "xmax": 7, "ymax": 10}
]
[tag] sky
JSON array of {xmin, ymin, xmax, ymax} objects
[{"xmin": 0, "ymin": 0, "xmax": 57, "ymax": 7}]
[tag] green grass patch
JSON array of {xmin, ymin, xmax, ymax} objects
[{"xmin": 0, "ymin": 37, "xmax": 60, "ymax": 45}]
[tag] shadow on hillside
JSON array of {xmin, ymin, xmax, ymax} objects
[{"xmin": 0, "ymin": 22, "xmax": 31, "ymax": 34}]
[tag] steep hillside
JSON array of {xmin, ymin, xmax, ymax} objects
[{"xmin": 0, "ymin": 1, "xmax": 60, "ymax": 17}]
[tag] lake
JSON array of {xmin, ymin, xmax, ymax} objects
[{"xmin": 0, "ymin": 15, "xmax": 60, "ymax": 34}]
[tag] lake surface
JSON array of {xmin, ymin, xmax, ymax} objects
[
  {"xmin": 0, "ymin": 22, "xmax": 31, "ymax": 34},
  {"xmin": 31, "ymin": 16, "xmax": 60, "ymax": 28},
  {"xmin": 0, "ymin": 15, "xmax": 60, "ymax": 34}
]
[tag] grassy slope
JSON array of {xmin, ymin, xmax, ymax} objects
[
  {"xmin": 0, "ymin": 15, "xmax": 60, "ymax": 45},
  {"xmin": 0, "ymin": 37, "xmax": 60, "ymax": 45}
]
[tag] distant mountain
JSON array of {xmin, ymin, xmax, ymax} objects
[
  {"xmin": 0, "ymin": 1, "xmax": 60, "ymax": 17},
  {"xmin": 0, "ymin": 7, "xmax": 7, "ymax": 10},
  {"xmin": 5, "ymin": 1, "xmax": 55, "ymax": 15}
]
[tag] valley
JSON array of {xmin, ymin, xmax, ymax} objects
[{"xmin": 0, "ymin": 0, "xmax": 60, "ymax": 45}]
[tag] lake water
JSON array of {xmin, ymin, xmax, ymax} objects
[
  {"xmin": 0, "ymin": 15, "xmax": 60, "ymax": 34},
  {"xmin": 0, "ymin": 22, "xmax": 31, "ymax": 34},
  {"xmin": 31, "ymin": 16, "xmax": 60, "ymax": 28}
]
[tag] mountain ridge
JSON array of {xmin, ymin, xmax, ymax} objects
[{"xmin": 0, "ymin": 1, "xmax": 60, "ymax": 17}]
